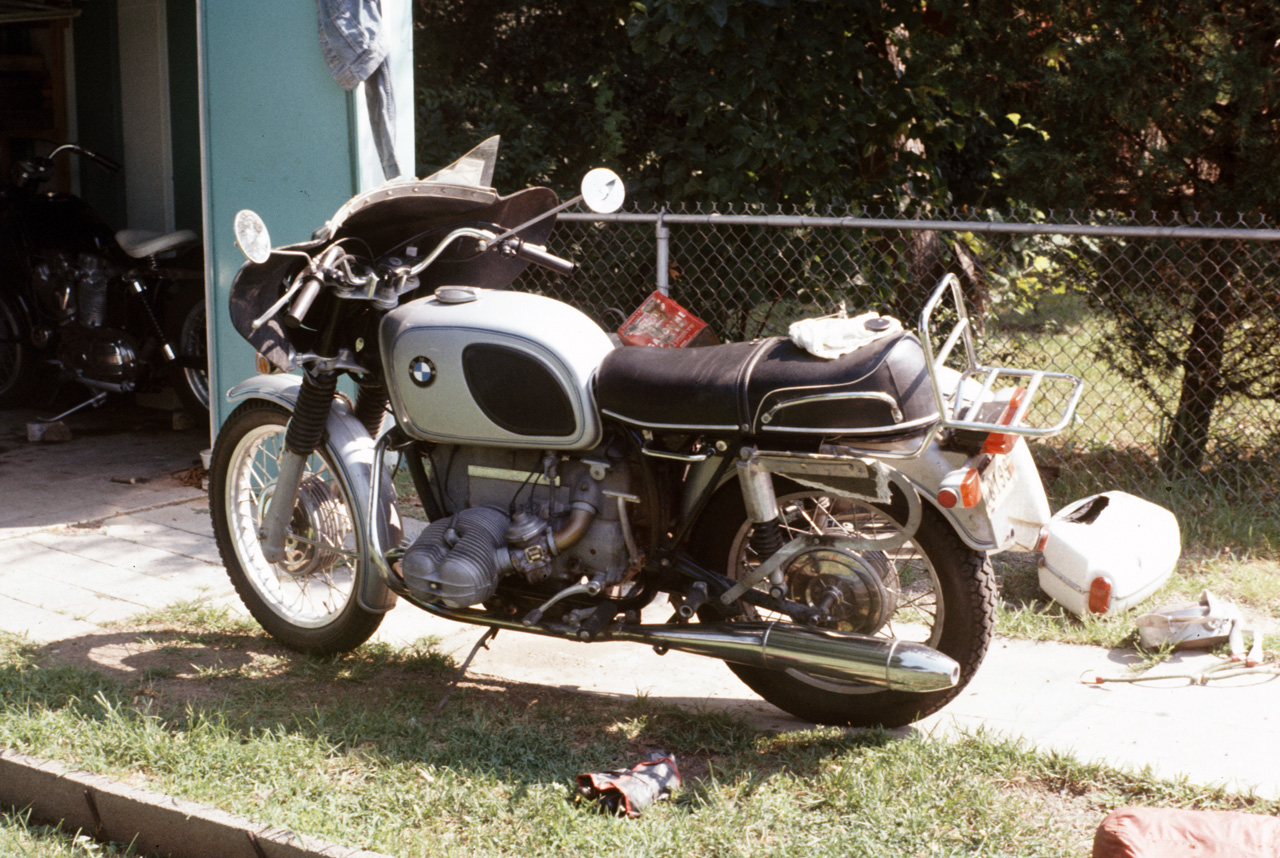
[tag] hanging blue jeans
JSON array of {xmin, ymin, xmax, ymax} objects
[{"xmin": 315, "ymin": 0, "xmax": 401, "ymax": 180}]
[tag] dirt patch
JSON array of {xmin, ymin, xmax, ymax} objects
[{"xmin": 1007, "ymin": 781, "xmax": 1107, "ymax": 853}]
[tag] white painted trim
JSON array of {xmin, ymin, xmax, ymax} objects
[{"xmin": 117, "ymin": 0, "xmax": 175, "ymax": 231}]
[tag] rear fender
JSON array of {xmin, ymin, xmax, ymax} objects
[
  {"xmin": 226, "ymin": 375, "xmax": 400, "ymax": 612},
  {"xmin": 889, "ymin": 437, "xmax": 1050, "ymax": 552}
]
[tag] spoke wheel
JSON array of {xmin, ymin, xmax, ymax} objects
[
  {"xmin": 0, "ymin": 292, "xmax": 42, "ymax": 408},
  {"xmin": 210, "ymin": 400, "xmax": 382, "ymax": 654},
  {"xmin": 166, "ymin": 289, "xmax": 209, "ymax": 414},
  {"xmin": 691, "ymin": 479, "xmax": 995, "ymax": 728}
]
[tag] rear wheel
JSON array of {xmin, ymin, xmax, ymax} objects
[
  {"xmin": 0, "ymin": 292, "xmax": 43, "ymax": 408},
  {"xmin": 690, "ymin": 479, "xmax": 995, "ymax": 727},
  {"xmin": 166, "ymin": 287, "xmax": 209, "ymax": 414},
  {"xmin": 209, "ymin": 400, "xmax": 382, "ymax": 654}
]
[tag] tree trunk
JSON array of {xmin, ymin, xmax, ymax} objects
[
  {"xmin": 1159, "ymin": 279, "xmax": 1229, "ymax": 476},
  {"xmin": 900, "ymin": 229, "xmax": 947, "ymax": 324}
]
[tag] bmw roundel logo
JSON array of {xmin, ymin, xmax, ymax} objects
[{"xmin": 409, "ymin": 356, "xmax": 436, "ymax": 388}]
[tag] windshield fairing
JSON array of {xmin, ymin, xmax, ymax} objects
[{"xmin": 229, "ymin": 138, "xmax": 560, "ymax": 370}]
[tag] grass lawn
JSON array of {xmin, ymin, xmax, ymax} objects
[
  {"xmin": 3, "ymin": 607, "xmax": 1279, "ymax": 858},
  {"xmin": 0, "ymin": 808, "xmax": 139, "ymax": 858}
]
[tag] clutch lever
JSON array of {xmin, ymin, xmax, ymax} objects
[{"xmin": 249, "ymin": 248, "xmax": 319, "ymax": 331}]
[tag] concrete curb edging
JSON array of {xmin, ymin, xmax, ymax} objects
[{"xmin": 0, "ymin": 749, "xmax": 393, "ymax": 858}]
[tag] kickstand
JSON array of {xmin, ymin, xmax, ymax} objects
[
  {"xmin": 433, "ymin": 626, "xmax": 499, "ymax": 715},
  {"xmin": 39, "ymin": 390, "xmax": 108, "ymax": 423}
]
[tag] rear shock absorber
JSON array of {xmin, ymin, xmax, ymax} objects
[
  {"xmin": 738, "ymin": 457, "xmax": 784, "ymax": 561},
  {"xmin": 737, "ymin": 457, "xmax": 788, "ymax": 597},
  {"xmin": 748, "ymin": 517, "xmax": 787, "ymax": 559}
]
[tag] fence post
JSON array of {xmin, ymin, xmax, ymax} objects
[{"xmin": 656, "ymin": 206, "xmax": 670, "ymax": 296}]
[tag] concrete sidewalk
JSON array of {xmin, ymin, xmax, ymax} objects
[{"xmin": 1, "ymin": 402, "xmax": 1276, "ymax": 799}]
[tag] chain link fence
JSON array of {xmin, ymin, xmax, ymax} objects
[{"xmin": 522, "ymin": 205, "xmax": 1280, "ymax": 545}]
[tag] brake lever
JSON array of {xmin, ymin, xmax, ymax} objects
[{"xmin": 250, "ymin": 277, "xmax": 306, "ymax": 331}]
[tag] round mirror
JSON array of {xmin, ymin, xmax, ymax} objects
[
  {"xmin": 233, "ymin": 209, "xmax": 272, "ymax": 264},
  {"xmin": 580, "ymin": 168, "xmax": 625, "ymax": 214}
]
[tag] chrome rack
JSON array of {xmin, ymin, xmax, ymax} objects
[{"xmin": 919, "ymin": 273, "xmax": 1085, "ymax": 439}]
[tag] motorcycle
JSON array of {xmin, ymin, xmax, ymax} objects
[
  {"xmin": 0, "ymin": 143, "xmax": 209, "ymax": 417},
  {"xmin": 209, "ymin": 138, "xmax": 1179, "ymax": 727}
]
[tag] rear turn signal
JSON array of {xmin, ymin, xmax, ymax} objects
[
  {"xmin": 982, "ymin": 387, "xmax": 1027, "ymax": 455},
  {"xmin": 937, "ymin": 468, "xmax": 981, "ymax": 509},
  {"xmin": 1087, "ymin": 576, "xmax": 1113, "ymax": 614}
]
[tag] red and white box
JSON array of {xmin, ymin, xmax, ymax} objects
[{"xmin": 617, "ymin": 291, "xmax": 708, "ymax": 348}]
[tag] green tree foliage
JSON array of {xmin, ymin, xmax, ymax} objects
[
  {"xmin": 414, "ymin": 1, "xmax": 661, "ymax": 199},
  {"xmin": 625, "ymin": 0, "xmax": 949, "ymax": 209},
  {"xmin": 415, "ymin": 0, "xmax": 958, "ymax": 210},
  {"xmin": 924, "ymin": 0, "xmax": 1280, "ymax": 217}
]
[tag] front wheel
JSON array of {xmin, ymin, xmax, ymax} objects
[
  {"xmin": 209, "ymin": 399, "xmax": 383, "ymax": 654},
  {"xmin": 690, "ymin": 479, "xmax": 995, "ymax": 728}
]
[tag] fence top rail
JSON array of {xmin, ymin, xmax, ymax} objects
[{"xmin": 557, "ymin": 210, "xmax": 1280, "ymax": 242}]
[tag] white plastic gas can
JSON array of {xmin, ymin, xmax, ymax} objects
[{"xmin": 1037, "ymin": 491, "xmax": 1181, "ymax": 617}]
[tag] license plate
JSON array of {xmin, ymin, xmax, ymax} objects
[{"xmin": 981, "ymin": 454, "xmax": 1017, "ymax": 510}]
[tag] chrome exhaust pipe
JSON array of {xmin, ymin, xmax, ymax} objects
[
  {"xmin": 410, "ymin": 599, "xmax": 960, "ymax": 693},
  {"xmin": 614, "ymin": 622, "xmax": 960, "ymax": 693}
]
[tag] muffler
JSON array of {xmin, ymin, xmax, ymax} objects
[
  {"xmin": 411, "ymin": 599, "xmax": 960, "ymax": 693},
  {"xmin": 614, "ymin": 621, "xmax": 960, "ymax": 693}
]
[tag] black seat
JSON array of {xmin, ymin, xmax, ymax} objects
[{"xmin": 595, "ymin": 333, "xmax": 940, "ymax": 437}]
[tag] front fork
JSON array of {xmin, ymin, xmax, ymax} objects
[{"xmin": 258, "ymin": 369, "xmax": 338, "ymax": 563}]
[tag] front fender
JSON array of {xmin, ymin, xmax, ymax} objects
[{"xmin": 226, "ymin": 375, "xmax": 400, "ymax": 613}]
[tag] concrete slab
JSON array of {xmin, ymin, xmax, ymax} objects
[
  {"xmin": 0, "ymin": 595, "xmax": 105, "ymax": 642},
  {"xmin": 0, "ymin": 398, "xmax": 206, "ymax": 536},
  {"xmin": 2, "ymin": 400, "xmax": 1278, "ymax": 802}
]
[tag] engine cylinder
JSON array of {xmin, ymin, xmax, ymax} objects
[{"xmin": 401, "ymin": 506, "xmax": 509, "ymax": 607}]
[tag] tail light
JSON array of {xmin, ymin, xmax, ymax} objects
[
  {"xmin": 1087, "ymin": 576, "xmax": 1113, "ymax": 614},
  {"xmin": 981, "ymin": 386, "xmax": 1028, "ymax": 455}
]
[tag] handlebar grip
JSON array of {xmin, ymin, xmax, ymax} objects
[
  {"xmin": 283, "ymin": 276, "xmax": 323, "ymax": 328},
  {"xmin": 87, "ymin": 151, "xmax": 122, "ymax": 173},
  {"xmin": 514, "ymin": 241, "xmax": 575, "ymax": 276}
]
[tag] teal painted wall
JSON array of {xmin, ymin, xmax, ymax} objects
[{"xmin": 198, "ymin": 2, "xmax": 357, "ymax": 431}]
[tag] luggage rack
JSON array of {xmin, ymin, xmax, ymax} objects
[{"xmin": 920, "ymin": 273, "xmax": 1085, "ymax": 441}]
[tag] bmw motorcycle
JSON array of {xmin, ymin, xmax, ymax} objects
[
  {"xmin": 210, "ymin": 139, "xmax": 1178, "ymax": 727},
  {"xmin": 0, "ymin": 143, "xmax": 209, "ymax": 416}
]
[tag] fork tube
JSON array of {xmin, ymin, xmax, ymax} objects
[
  {"xmin": 259, "ymin": 300, "xmax": 342, "ymax": 563},
  {"xmin": 259, "ymin": 370, "xmax": 338, "ymax": 563}
]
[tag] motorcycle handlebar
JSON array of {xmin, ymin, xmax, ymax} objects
[
  {"xmin": 50, "ymin": 144, "xmax": 120, "ymax": 173},
  {"xmin": 283, "ymin": 275, "xmax": 323, "ymax": 328},
  {"xmin": 510, "ymin": 239, "xmax": 575, "ymax": 276}
]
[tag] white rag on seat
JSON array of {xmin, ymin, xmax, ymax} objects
[{"xmin": 788, "ymin": 313, "xmax": 903, "ymax": 359}]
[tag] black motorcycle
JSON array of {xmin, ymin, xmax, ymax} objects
[{"xmin": 0, "ymin": 143, "xmax": 208, "ymax": 417}]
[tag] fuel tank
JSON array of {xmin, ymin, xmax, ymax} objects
[{"xmin": 379, "ymin": 288, "xmax": 614, "ymax": 449}]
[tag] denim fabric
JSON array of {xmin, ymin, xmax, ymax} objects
[
  {"xmin": 316, "ymin": 0, "xmax": 401, "ymax": 179},
  {"xmin": 316, "ymin": 0, "xmax": 387, "ymax": 90}
]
